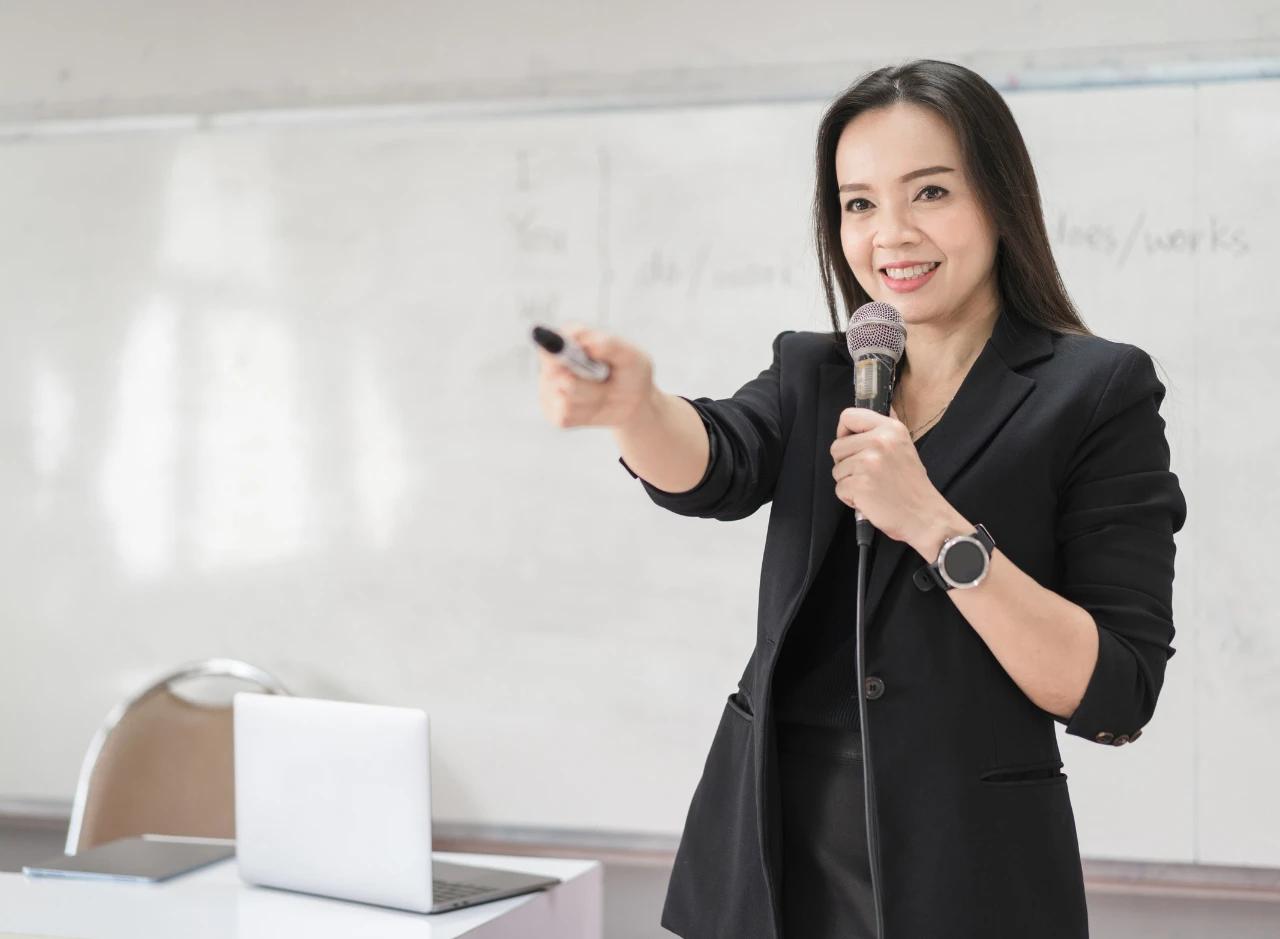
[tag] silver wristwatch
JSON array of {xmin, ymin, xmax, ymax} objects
[{"xmin": 924, "ymin": 523, "xmax": 996, "ymax": 591}]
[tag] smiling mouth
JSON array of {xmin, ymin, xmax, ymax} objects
[{"xmin": 881, "ymin": 261, "xmax": 940, "ymax": 281}]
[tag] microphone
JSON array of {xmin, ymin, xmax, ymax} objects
[
  {"xmin": 845, "ymin": 301, "xmax": 907, "ymax": 541},
  {"xmin": 843, "ymin": 299, "xmax": 905, "ymax": 939}
]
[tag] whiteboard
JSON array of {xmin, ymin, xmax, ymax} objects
[{"xmin": 0, "ymin": 79, "xmax": 1274, "ymax": 866}]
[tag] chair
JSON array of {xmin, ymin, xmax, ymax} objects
[{"xmin": 65, "ymin": 658, "xmax": 289, "ymax": 855}]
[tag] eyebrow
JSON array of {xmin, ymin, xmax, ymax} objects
[{"xmin": 838, "ymin": 165, "xmax": 955, "ymax": 193}]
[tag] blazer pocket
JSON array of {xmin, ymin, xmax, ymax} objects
[
  {"xmin": 727, "ymin": 689, "xmax": 755, "ymax": 721},
  {"xmin": 663, "ymin": 685, "xmax": 770, "ymax": 936},
  {"xmin": 978, "ymin": 759, "xmax": 1067, "ymax": 788}
]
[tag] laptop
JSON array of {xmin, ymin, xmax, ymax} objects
[
  {"xmin": 23, "ymin": 835, "xmax": 235, "ymax": 883},
  {"xmin": 233, "ymin": 693, "xmax": 559, "ymax": 913}
]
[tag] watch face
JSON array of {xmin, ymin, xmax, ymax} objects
[{"xmin": 942, "ymin": 539, "xmax": 987, "ymax": 585}]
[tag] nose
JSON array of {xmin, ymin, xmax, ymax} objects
[{"xmin": 872, "ymin": 200, "xmax": 923, "ymax": 251}]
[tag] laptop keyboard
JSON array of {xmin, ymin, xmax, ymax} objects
[{"xmin": 433, "ymin": 879, "xmax": 495, "ymax": 903}]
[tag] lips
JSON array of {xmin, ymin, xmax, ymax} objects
[{"xmin": 879, "ymin": 261, "xmax": 941, "ymax": 293}]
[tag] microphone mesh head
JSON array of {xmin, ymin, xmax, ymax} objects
[{"xmin": 846, "ymin": 301, "xmax": 906, "ymax": 362}]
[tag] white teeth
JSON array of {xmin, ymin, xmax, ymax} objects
[{"xmin": 884, "ymin": 262, "xmax": 938, "ymax": 280}]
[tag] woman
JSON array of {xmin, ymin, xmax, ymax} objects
[{"xmin": 537, "ymin": 60, "xmax": 1186, "ymax": 939}]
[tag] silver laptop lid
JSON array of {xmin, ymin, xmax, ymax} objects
[{"xmin": 233, "ymin": 693, "xmax": 434, "ymax": 912}]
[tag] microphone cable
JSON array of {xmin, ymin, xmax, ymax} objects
[{"xmin": 854, "ymin": 515, "xmax": 886, "ymax": 939}]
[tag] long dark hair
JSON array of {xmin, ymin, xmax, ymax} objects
[{"xmin": 813, "ymin": 59, "xmax": 1091, "ymax": 338}]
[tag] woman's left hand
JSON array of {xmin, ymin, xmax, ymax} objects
[{"xmin": 831, "ymin": 405, "xmax": 952, "ymax": 552}]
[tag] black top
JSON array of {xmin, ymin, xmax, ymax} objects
[{"xmin": 771, "ymin": 424, "xmax": 933, "ymax": 730}]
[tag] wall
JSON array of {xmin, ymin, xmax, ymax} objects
[{"xmin": 0, "ymin": 1, "xmax": 1278, "ymax": 120}]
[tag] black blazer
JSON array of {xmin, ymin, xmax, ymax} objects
[{"xmin": 620, "ymin": 309, "xmax": 1187, "ymax": 939}]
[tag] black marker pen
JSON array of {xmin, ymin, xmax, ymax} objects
[{"xmin": 531, "ymin": 325, "xmax": 612, "ymax": 382}]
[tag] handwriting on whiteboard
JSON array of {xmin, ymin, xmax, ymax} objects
[
  {"xmin": 1049, "ymin": 211, "xmax": 1250, "ymax": 270},
  {"xmin": 633, "ymin": 246, "xmax": 806, "ymax": 300}
]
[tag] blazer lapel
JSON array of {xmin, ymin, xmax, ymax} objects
[{"xmin": 804, "ymin": 311, "xmax": 1055, "ymax": 630}]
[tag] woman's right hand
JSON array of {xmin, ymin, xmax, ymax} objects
[{"xmin": 537, "ymin": 323, "xmax": 658, "ymax": 429}]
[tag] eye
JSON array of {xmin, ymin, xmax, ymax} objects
[
  {"xmin": 845, "ymin": 197, "xmax": 873, "ymax": 213},
  {"xmin": 916, "ymin": 184, "xmax": 949, "ymax": 201}
]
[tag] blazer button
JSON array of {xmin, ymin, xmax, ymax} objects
[
  {"xmin": 1095, "ymin": 731, "xmax": 1114, "ymax": 744},
  {"xmin": 1113, "ymin": 734, "xmax": 1130, "ymax": 746},
  {"xmin": 864, "ymin": 677, "xmax": 885, "ymax": 700},
  {"xmin": 1130, "ymin": 729, "xmax": 1143, "ymax": 742}
]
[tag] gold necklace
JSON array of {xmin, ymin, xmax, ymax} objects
[{"xmin": 898, "ymin": 389, "xmax": 954, "ymax": 439}]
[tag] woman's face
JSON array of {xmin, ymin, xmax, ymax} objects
[{"xmin": 835, "ymin": 103, "xmax": 1000, "ymax": 329}]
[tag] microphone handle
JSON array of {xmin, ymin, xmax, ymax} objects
[
  {"xmin": 852, "ymin": 351, "xmax": 897, "ymax": 415},
  {"xmin": 851, "ymin": 351, "xmax": 898, "ymax": 545}
]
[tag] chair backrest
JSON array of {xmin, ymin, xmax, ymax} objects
[{"xmin": 66, "ymin": 659, "xmax": 289, "ymax": 855}]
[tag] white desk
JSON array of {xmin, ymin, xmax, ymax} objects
[{"xmin": 0, "ymin": 852, "xmax": 602, "ymax": 939}]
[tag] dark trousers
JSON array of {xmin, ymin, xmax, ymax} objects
[{"xmin": 776, "ymin": 721, "xmax": 876, "ymax": 939}]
